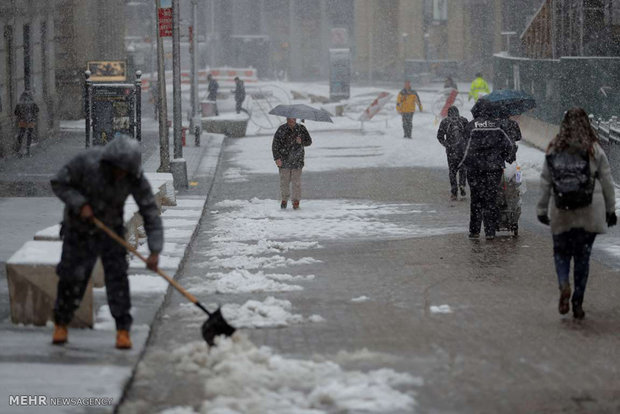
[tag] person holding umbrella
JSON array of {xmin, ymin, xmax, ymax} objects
[{"xmin": 272, "ymin": 117, "xmax": 312, "ymax": 209}]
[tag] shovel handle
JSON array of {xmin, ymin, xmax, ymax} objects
[{"xmin": 92, "ymin": 217, "xmax": 204, "ymax": 310}]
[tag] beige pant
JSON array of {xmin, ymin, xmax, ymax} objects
[{"xmin": 279, "ymin": 168, "xmax": 302, "ymax": 201}]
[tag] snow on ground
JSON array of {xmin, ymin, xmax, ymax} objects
[
  {"xmin": 430, "ymin": 305, "xmax": 453, "ymax": 314},
  {"xmin": 223, "ymin": 81, "xmax": 545, "ymax": 185},
  {"xmin": 166, "ymin": 297, "xmax": 321, "ymax": 329},
  {"xmin": 161, "ymin": 335, "xmax": 421, "ymax": 414},
  {"xmin": 351, "ymin": 296, "xmax": 370, "ymax": 303},
  {"xmin": 197, "ymin": 254, "xmax": 321, "ymax": 270},
  {"xmin": 187, "ymin": 269, "xmax": 308, "ymax": 295},
  {"xmin": 207, "ymin": 198, "xmax": 458, "ymax": 242},
  {"xmin": 204, "ymin": 240, "xmax": 321, "ymax": 257}
]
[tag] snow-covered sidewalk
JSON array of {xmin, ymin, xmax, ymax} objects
[{"xmin": 0, "ymin": 132, "xmax": 224, "ymax": 414}]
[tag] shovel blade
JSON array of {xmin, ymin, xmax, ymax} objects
[{"xmin": 201, "ymin": 307, "xmax": 236, "ymax": 346}]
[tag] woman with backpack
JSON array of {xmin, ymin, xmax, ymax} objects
[
  {"xmin": 436, "ymin": 106, "xmax": 468, "ymax": 200},
  {"xmin": 537, "ymin": 107, "xmax": 616, "ymax": 320}
]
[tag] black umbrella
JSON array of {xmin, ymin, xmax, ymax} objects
[
  {"xmin": 269, "ymin": 104, "xmax": 333, "ymax": 123},
  {"xmin": 475, "ymin": 89, "xmax": 536, "ymax": 118}
]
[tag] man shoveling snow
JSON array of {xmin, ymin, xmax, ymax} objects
[{"xmin": 50, "ymin": 136, "xmax": 163, "ymax": 349}]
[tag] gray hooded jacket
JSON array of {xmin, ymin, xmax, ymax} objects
[{"xmin": 51, "ymin": 137, "xmax": 163, "ymax": 253}]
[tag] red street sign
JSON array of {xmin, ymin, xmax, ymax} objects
[{"xmin": 158, "ymin": 8, "xmax": 172, "ymax": 37}]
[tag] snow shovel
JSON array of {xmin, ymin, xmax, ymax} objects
[{"xmin": 92, "ymin": 217, "xmax": 235, "ymax": 346}]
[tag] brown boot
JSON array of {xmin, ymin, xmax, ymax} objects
[
  {"xmin": 116, "ymin": 330, "xmax": 132, "ymax": 350},
  {"xmin": 292, "ymin": 200, "xmax": 300, "ymax": 210},
  {"xmin": 52, "ymin": 324, "xmax": 68, "ymax": 345},
  {"xmin": 558, "ymin": 285, "xmax": 571, "ymax": 315}
]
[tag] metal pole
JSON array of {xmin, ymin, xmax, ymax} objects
[
  {"xmin": 171, "ymin": 0, "xmax": 188, "ymax": 189},
  {"xmin": 191, "ymin": 0, "xmax": 201, "ymax": 146},
  {"xmin": 84, "ymin": 70, "xmax": 92, "ymax": 148},
  {"xmin": 172, "ymin": 0, "xmax": 182, "ymax": 159},
  {"xmin": 135, "ymin": 70, "xmax": 142, "ymax": 142},
  {"xmin": 156, "ymin": 0, "xmax": 170, "ymax": 172}
]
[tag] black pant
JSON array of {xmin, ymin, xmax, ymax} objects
[
  {"xmin": 552, "ymin": 229, "xmax": 596, "ymax": 307},
  {"xmin": 54, "ymin": 229, "xmax": 132, "ymax": 330},
  {"xmin": 467, "ymin": 169, "xmax": 503, "ymax": 236},
  {"xmin": 401, "ymin": 113, "xmax": 413, "ymax": 137},
  {"xmin": 235, "ymin": 101, "xmax": 243, "ymax": 114},
  {"xmin": 16, "ymin": 128, "xmax": 33, "ymax": 154},
  {"xmin": 447, "ymin": 153, "xmax": 467, "ymax": 195}
]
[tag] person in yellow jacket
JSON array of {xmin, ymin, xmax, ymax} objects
[
  {"xmin": 469, "ymin": 72, "xmax": 490, "ymax": 102},
  {"xmin": 396, "ymin": 80, "xmax": 423, "ymax": 138}
]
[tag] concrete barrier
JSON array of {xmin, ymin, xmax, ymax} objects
[
  {"xmin": 517, "ymin": 115, "xmax": 558, "ymax": 151},
  {"xmin": 202, "ymin": 115, "xmax": 249, "ymax": 138},
  {"xmin": 6, "ymin": 241, "xmax": 93, "ymax": 328},
  {"xmin": 34, "ymin": 225, "xmax": 105, "ymax": 288}
]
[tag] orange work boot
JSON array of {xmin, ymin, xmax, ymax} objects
[
  {"xmin": 52, "ymin": 324, "xmax": 68, "ymax": 345},
  {"xmin": 116, "ymin": 330, "xmax": 132, "ymax": 350}
]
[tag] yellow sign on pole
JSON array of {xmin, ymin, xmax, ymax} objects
[{"xmin": 87, "ymin": 61, "xmax": 127, "ymax": 82}]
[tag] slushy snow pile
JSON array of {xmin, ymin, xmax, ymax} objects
[
  {"xmin": 170, "ymin": 297, "xmax": 321, "ymax": 329},
  {"xmin": 162, "ymin": 335, "xmax": 421, "ymax": 414},
  {"xmin": 188, "ymin": 269, "xmax": 310, "ymax": 294},
  {"xmin": 430, "ymin": 305, "xmax": 453, "ymax": 314},
  {"xmin": 198, "ymin": 254, "xmax": 321, "ymax": 270}
]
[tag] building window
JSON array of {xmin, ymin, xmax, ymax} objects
[
  {"xmin": 433, "ymin": 0, "xmax": 448, "ymax": 21},
  {"xmin": 23, "ymin": 24, "xmax": 31, "ymax": 90}
]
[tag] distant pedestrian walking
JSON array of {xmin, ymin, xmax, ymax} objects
[
  {"xmin": 233, "ymin": 77, "xmax": 246, "ymax": 114},
  {"xmin": 207, "ymin": 74, "xmax": 219, "ymax": 116},
  {"xmin": 537, "ymin": 107, "xmax": 616, "ymax": 320},
  {"xmin": 462, "ymin": 100, "xmax": 514, "ymax": 240},
  {"xmin": 468, "ymin": 72, "xmax": 490, "ymax": 102},
  {"xmin": 437, "ymin": 106, "xmax": 468, "ymax": 200},
  {"xmin": 14, "ymin": 90, "xmax": 39, "ymax": 157},
  {"xmin": 396, "ymin": 80, "xmax": 423, "ymax": 138},
  {"xmin": 272, "ymin": 118, "xmax": 312, "ymax": 210}
]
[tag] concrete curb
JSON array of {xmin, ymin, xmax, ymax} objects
[{"xmin": 112, "ymin": 134, "xmax": 226, "ymax": 413}]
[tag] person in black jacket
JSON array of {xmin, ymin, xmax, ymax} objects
[
  {"xmin": 272, "ymin": 118, "xmax": 312, "ymax": 209},
  {"xmin": 462, "ymin": 101, "xmax": 514, "ymax": 240},
  {"xmin": 50, "ymin": 136, "xmax": 163, "ymax": 349},
  {"xmin": 437, "ymin": 106, "xmax": 468, "ymax": 200},
  {"xmin": 233, "ymin": 77, "xmax": 246, "ymax": 114},
  {"xmin": 14, "ymin": 90, "xmax": 39, "ymax": 157},
  {"xmin": 207, "ymin": 74, "xmax": 219, "ymax": 115}
]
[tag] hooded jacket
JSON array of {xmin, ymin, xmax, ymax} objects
[
  {"xmin": 437, "ymin": 106, "xmax": 468, "ymax": 158},
  {"xmin": 14, "ymin": 91, "xmax": 39, "ymax": 124},
  {"xmin": 469, "ymin": 76, "xmax": 490, "ymax": 101},
  {"xmin": 51, "ymin": 137, "xmax": 163, "ymax": 253},
  {"xmin": 207, "ymin": 77, "xmax": 219, "ymax": 101},
  {"xmin": 272, "ymin": 123, "xmax": 312, "ymax": 169},
  {"xmin": 234, "ymin": 79, "xmax": 246, "ymax": 103}
]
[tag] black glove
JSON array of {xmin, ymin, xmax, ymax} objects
[
  {"xmin": 537, "ymin": 214, "xmax": 550, "ymax": 225},
  {"xmin": 607, "ymin": 212, "xmax": 617, "ymax": 227}
]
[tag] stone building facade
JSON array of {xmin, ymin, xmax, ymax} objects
[{"xmin": 0, "ymin": 0, "xmax": 59, "ymax": 157}]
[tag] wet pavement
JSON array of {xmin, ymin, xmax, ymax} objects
[{"xmin": 119, "ymin": 134, "xmax": 620, "ymax": 413}]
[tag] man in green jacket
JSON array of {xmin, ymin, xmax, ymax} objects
[{"xmin": 469, "ymin": 72, "xmax": 490, "ymax": 102}]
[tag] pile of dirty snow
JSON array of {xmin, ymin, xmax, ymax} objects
[{"xmin": 164, "ymin": 335, "xmax": 421, "ymax": 413}]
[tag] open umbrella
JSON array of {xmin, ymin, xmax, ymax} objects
[
  {"xmin": 269, "ymin": 104, "xmax": 333, "ymax": 123},
  {"xmin": 477, "ymin": 89, "xmax": 536, "ymax": 118}
]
